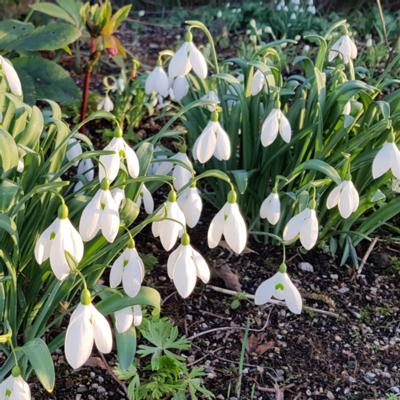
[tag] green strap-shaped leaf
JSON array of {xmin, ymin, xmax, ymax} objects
[
  {"xmin": 30, "ymin": 2, "xmax": 77, "ymax": 25},
  {"xmin": 0, "ymin": 128, "xmax": 19, "ymax": 174},
  {"xmin": 16, "ymin": 105, "xmax": 44, "ymax": 148},
  {"xmin": 21, "ymin": 338, "xmax": 55, "ymax": 393},
  {"xmin": 116, "ymin": 327, "xmax": 137, "ymax": 370}
]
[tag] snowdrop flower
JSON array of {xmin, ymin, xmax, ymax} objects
[
  {"xmin": 114, "ymin": 305, "xmax": 142, "ymax": 333},
  {"xmin": 217, "ymin": 10, "xmax": 222, "ymax": 18},
  {"xmin": 66, "ymin": 138, "xmax": 83, "ymax": 166},
  {"xmin": 111, "ymin": 187, "xmax": 125, "ymax": 209},
  {"xmin": 79, "ymin": 179, "xmax": 120, "ymax": 243},
  {"xmin": 201, "ymin": 90, "xmax": 220, "ymax": 111},
  {"xmin": 152, "ymin": 190, "xmax": 186, "ymax": 251},
  {"xmin": 255, "ymin": 263, "xmax": 302, "ymax": 314},
  {"xmin": 372, "ymin": 141, "xmax": 400, "ymax": 180},
  {"xmin": 260, "ymin": 191, "xmax": 281, "ymax": 225},
  {"xmin": 0, "ymin": 371, "xmax": 31, "ymax": 400},
  {"xmin": 97, "ymin": 93, "xmax": 114, "ymax": 112},
  {"xmin": 98, "ymin": 130, "xmax": 139, "ymax": 182},
  {"xmin": 261, "ymin": 108, "xmax": 291, "ymax": 147},
  {"xmin": 328, "ymin": 34, "xmax": 357, "ymax": 64},
  {"xmin": 177, "ymin": 185, "xmax": 203, "ymax": 228},
  {"xmin": 35, "ymin": 204, "xmax": 84, "ymax": 281},
  {"xmin": 290, "ymin": 12, "xmax": 296, "ymax": 20},
  {"xmin": 135, "ymin": 184, "xmax": 154, "ymax": 214},
  {"xmin": 193, "ymin": 112, "xmax": 231, "ymax": 163},
  {"xmin": 283, "ymin": 207, "xmax": 318, "ymax": 250},
  {"xmin": 0, "ymin": 55, "xmax": 22, "ymax": 97},
  {"xmin": 138, "ymin": 10, "xmax": 145, "ymax": 17},
  {"xmin": 307, "ymin": 5, "xmax": 316, "ymax": 14},
  {"xmin": 208, "ymin": 190, "xmax": 247, "ymax": 254},
  {"xmin": 145, "ymin": 63, "xmax": 169, "ymax": 97},
  {"xmin": 326, "ymin": 180, "xmax": 359, "ymax": 219},
  {"xmin": 170, "ymin": 75, "xmax": 189, "ymax": 101},
  {"xmin": 167, "ymin": 233, "xmax": 210, "ymax": 298},
  {"xmin": 366, "ymin": 37, "xmax": 373, "ymax": 48},
  {"xmin": 110, "ymin": 239, "xmax": 145, "ymax": 298},
  {"xmin": 65, "ymin": 290, "xmax": 112, "ymax": 369},
  {"xmin": 250, "ymin": 69, "xmax": 266, "ymax": 96},
  {"xmin": 17, "ymin": 158, "xmax": 24, "ymax": 173},
  {"xmin": 168, "ymin": 30, "xmax": 207, "ymax": 79},
  {"xmin": 74, "ymin": 158, "xmax": 95, "ymax": 192},
  {"xmin": 343, "ymin": 101, "xmax": 351, "ymax": 116}
]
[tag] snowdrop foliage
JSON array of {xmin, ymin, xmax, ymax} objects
[
  {"xmin": 99, "ymin": 131, "xmax": 139, "ymax": 182},
  {"xmin": 167, "ymin": 233, "xmax": 210, "ymax": 298},
  {"xmin": 255, "ymin": 264, "xmax": 302, "ymax": 314},
  {"xmin": 79, "ymin": 179, "xmax": 120, "ymax": 243},
  {"xmin": 168, "ymin": 30, "xmax": 207, "ymax": 79},
  {"xmin": 326, "ymin": 180, "xmax": 359, "ymax": 219},
  {"xmin": 261, "ymin": 108, "xmax": 291, "ymax": 147},
  {"xmin": 208, "ymin": 190, "xmax": 247, "ymax": 254},
  {"xmin": 35, "ymin": 205, "xmax": 84, "ymax": 281},
  {"xmin": 193, "ymin": 112, "xmax": 231, "ymax": 163},
  {"xmin": 65, "ymin": 291, "xmax": 112, "ymax": 369},
  {"xmin": 328, "ymin": 34, "xmax": 357, "ymax": 64},
  {"xmin": 283, "ymin": 207, "xmax": 319, "ymax": 250},
  {"xmin": 110, "ymin": 239, "xmax": 145, "ymax": 298},
  {"xmin": 372, "ymin": 141, "xmax": 400, "ymax": 180}
]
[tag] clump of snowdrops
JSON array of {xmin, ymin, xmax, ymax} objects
[
  {"xmin": 0, "ymin": 53, "xmax": 243, "ymax": 397},
  {"xmin": 144, "ymin": 18, "xmax": 400, "ymax": 270}
]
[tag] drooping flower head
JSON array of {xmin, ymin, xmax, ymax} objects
[
  {"xmin": 35, "ymin": 204, "xmax": 84, "ymax": 281},
  {"xmin": 97, "ymin": 93, "xmax": 114, "ymax": 112},
  {"xmin": 327, "ymin": 180, "xmax": 359, "ymax": 219},
  {"xmin": 193, "ymin": 111, "xmax": 231, "ymax": 164},
  {"xmin": 260, "ymin": 191, "xmax": 281, "ymax": 225},
  {"xmin": 115, "ymin": 305, "xmax": 143, "ymax": 333},
  {"xmin": 177, "ymin": 183, "xmax": 203, "ymax": 228},
  {"xmin": 255, "ymin": 263, "xmax": 302, "ymax": 314},
  {"xmin": 79, "ymin": 179, "xmax": 120, "ymax": 243},
  {"xmin": 168, "ymin": 29, "xmax": 207, "ymax": 79},
  {"xmin": 99, "ymin": 128, "xmax": 140, "ymax": 183},
  {"xmin": 261, "ymin": 108, "xmax": 291, "ymax": 147},
  {"xmin": 135, "ymin": 183, "xmax": 154, "ymax": 215},
  {"xmin": 168, "ymin": 232, "xmax": 210, "ymax": 298},
  {"xmin": 145, "ymin": 58, "xmax": 170, "ymax": 98},
  {"xmin": 110, "ymin": 238, "xmax": 145, "ymax": 298},
  {"xmin": 372, "ymin": 140, "xmax": 400, "ymax": 180},
  {"xmin": 151, "ymin": 189, "xmax": 186, "ymax": 251},
  {"xmin": 208, "ymin": 190, "xmax": 247, "ymax": 254},
  {"xmin": 0, "ymin": 368, "xmax": 31, "ymax": 400},
  {"xmin": 65, "ymin": 289, "xmax": 112, "ymax": 369},
  {"xmin": 328, "ymin": 34, "xmax": 357, "ymax": 64}
]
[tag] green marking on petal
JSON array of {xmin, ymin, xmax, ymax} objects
[
  {"xmin": 275, "ymin": 283, "xmax": 285, "ymax": 291},
  {"xmin": 224, "ymin": 213, "xmax": 228, "ymax": 221},
  {"xmin": 100, "ymin": 202, "xmax": 106, "ymax": 210},
  {"xmin": 119, "ymin": 149, "xmax": 125, "ymax": 158},
  {"xmin": 6, "ymin": 388, "xmax": 11, "ymax": 397},
  {"xmin": 50, "ymin": 232, "xmax": 56, "ymax": 240},
  {"xmin": 123, "ymin": 259, "xmax": 129, "ymax": 267}
]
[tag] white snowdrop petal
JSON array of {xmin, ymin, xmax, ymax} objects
[
  {"xmin": 223, "ymin": 203, "xmax": 247, "ymax": 254},
  {"xmin": 299, "ymin": 209, "xmax": 318, "ymax": 250},
  {"xmin": 90, "ymin": 304, "xmax": 113, "ymax": 354},
  {"xmin": 115, "ymin": 307, "xmax": 134, "ymax": 333},
  {"xmin": 49, "ymin": 234, "xmax": 71, "ymax": 280},
  {"xmin": 100, "ymin": 191, "xmax": 120, "ymax": 243},
  {"xmin": 142, "ymin": 184, "xmax": 154, "ymax": 214},
  {"xmin": 173, "ymin": 246, "xmax": 197, "ymax": 298},
  {"xmin": 194, "ymin": 122, "xmax": 217, "ymax": 163},
  {"xmin": 122, "ymin": 256, "xmax": 143, "ymax": 298},
  {"xmin": 207, "ymin": 207, "xmax": 225, "ymax": 248},
  {"xmin": 214, "ymin": 123, "xmax": 231, "ymax": 161},
  {"xmin": 192, "ymin": 248, "xmax": 210, "ymax": 283},
  {"xmin": 34, "ymin": 219, "xmax": 58, "ymax": 264},
  {"xmin": 178, "ymin": 188, "xmax": 202, "ymax": 228},
  {"xmin": 278, "ymin": 113, "xmax": 292, "ymax": 143},
  {"xmin": 110, "ymin": 252, "xmax": 125, "ymax": 288},
  {"xmin": 0, "ymin": 56, "xmax": 22, "ymax": 96},
  {"xmin": 254, "ymin": 276, "xmax": 276, "ymax": 305},
  {"xmin": 168, "ymin": 43, "xmax": 191, "ymax": 78},
  {"xmin": 389, "ymin": 142, "xmax": 400, "ymax": 179},
  {"xmin": 65, "ymin": 304, "xmax": 94, "ymax": 369},
  {"xmin": 283, "ymin": 211, "xmax": 305, "ymax": 242},
  {"xmin": 372, "ymin": 144, "xmax": 391, "ymax": 179},
  {"xmin": 326, "ymin": 184, "xmax": 341, "ymax": 209},
  {"xmin": 189, "ymin": 42, "xmax": 208, "ymax": 79},
  {"xmin": 167, "ymin": 246, "xmax": 182, "ymax": 279},
  {"xmin": 172, "ymin": 75, "xmax": 189, "ymax": 101},
  {"xmin": 250, "ymin": 69, "xmax": 265, "ymax": 96},
  {"xmin": 261, "ymin": 109, "xmax": 279, "ymax": 147},
  {"xmin": 79, "ymin": 190, "xmax": 102, "ymax": 241},
  {"xmin": 123, "ymin": 141, "xmax": 140, "ymax": 178},
  {"xmin": 281, "ymin": 274, "xmax": 302, "ymax": 314}
]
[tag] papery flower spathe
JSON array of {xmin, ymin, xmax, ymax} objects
[
  {"xmin": 79, "ymin": 179, "xmax": 120, "ymax": 243},
  {"xmin": 255, "ymin": 263, "xmax": 302, "ymax": 314},
  {"xmin": 168, "ymin": 30, "xmax": 207, "ymax": 79},
  {"xmin": 177, "ymin": 185, "xmax": 203, "ymax": 228},
  {"xmin": 261, "ymin": 108, "xmax": 291, "ymax": 147},
  {"xmin": 0, "ymin": 372, "xmax": 31, "ymax": 400},
  {"xmin": 283, "ymin": 207, "xmax": 318, "ymax": 250},
  {"xmin": 0, "ymin": 55, "xmax": 22, "ymax": 97},
  {"xmin": 328, "ymin": 34, "xmax": 357, "ymax": 64},
  {"xmin": 35, "ymin": 204, "xmax": 84, "ymax": 281},
  {"xmin": 136, "ymin": 183, "xmax": 154, "ymax": 214},
  {"xmin": 168, "ymin": 233, "xmax": 210, "ymax": 298},
  {"xmin": 98, "ymin": 131, "xmax": 139, "ymax": 182},
  {"xmin": 145, "ymin": 63, "xmax": 169, "ymax": 97},
  {"xmin": 151, "ymin": 190, "xmax": 186, "ymax": 251},
  {"xmin": 97, "ymin": 94, "xmax": 114, "ymax": 112},
  {"xmin": 208, "ymin": 190, "xmax": 247, "ymax": 254},
  {"xmin": 201, "ymin": 90, "xmax": 220, "ymax": 111},
  {"xmin": 193, "ymin": 112, "xmax": 231, "ymax": 163},
  {"xmin": 326, "ymin": 180, "xmax": 359, "ymax": 219},
  {"xmin": 110, "ymin": 239, "xmax": 145, "ymax": 298},
  {"xmin": 260, "ymin": 191, "xmax": 281, "ymax": 225},
  {"xmin": 115, "ymin": 305, "xmax": 143, "ymax": 333},
  {"xmin": 65, "ymin": 290, "xmax": 112, "ymax": 369},
  {"xmin": 372, "ymin": 141, "xmax": 400, "ymax": 180}
]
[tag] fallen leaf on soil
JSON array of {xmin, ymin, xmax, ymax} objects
[
  {"xmin": 85, "ymin": 356, "xmax": 107, "ymax": 369},
  {"xmin": 211, "ymin": 263, "xmax": 241, "ymax": 291},
  {"xmin": 246, "ymin": 333, "xmax": 274, "ymax": 355}
]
